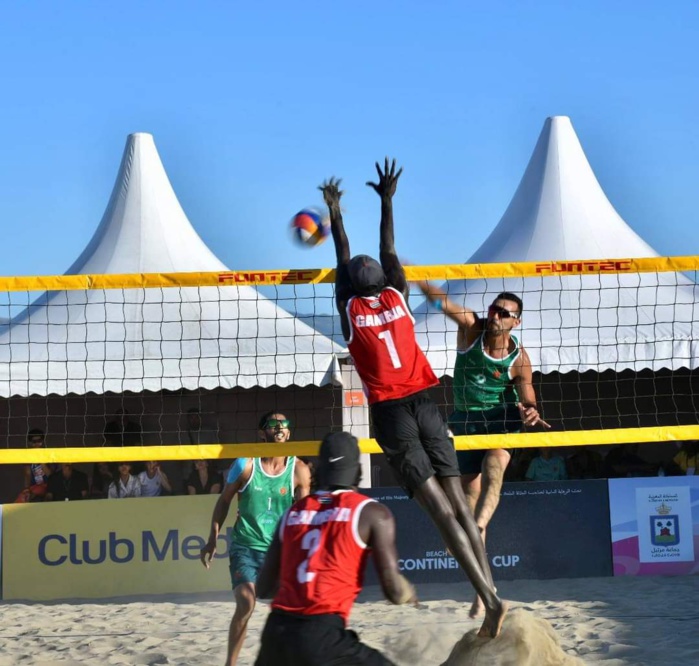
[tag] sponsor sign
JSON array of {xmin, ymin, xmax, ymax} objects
[
  {"xmin": 2, "ymin": 495, "xmax": 235, "ymax": 601},
  {"xmin": 609, "ymin": 477, "xmax": 699, "ymax": 575},
  {"xmin": 365, "ymin": 480, "xmax": 612, "ymax": 584}
]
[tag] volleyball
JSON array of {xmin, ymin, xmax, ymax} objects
[{"xmin": 290, "ymin": 207, "xmax": 331, "ymax": 247}]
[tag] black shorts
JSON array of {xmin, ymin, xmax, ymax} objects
[
  {"xmin": 371, "ymin": 390, "xmax": 460, "ymax": 493},
  {"xmin": 449, "ymin": 404, "xmax": 519, "ymax": 475},
  {"xmin": 255, "ymin": 610, "xmax": 396, "ymax": 666}
]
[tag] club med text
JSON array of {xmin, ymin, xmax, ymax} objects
[{"xmin": 37, "ymin": 528, "xmax": 233, "ymax": 566}]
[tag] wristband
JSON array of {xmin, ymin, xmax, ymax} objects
[{"xmin": 431, "ymin": 298, "xmax": 443, "ymax": 311}]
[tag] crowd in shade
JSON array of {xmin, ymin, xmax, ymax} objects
[
  {"xmin": 505, "ymin": 441, "xmax": 698, "ymax": 482},
  {"xmin": 15, "ymin": 409, "xmax": 226, "ymax": 503}
]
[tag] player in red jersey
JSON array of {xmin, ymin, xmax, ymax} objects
[
  {"xmin": 318, "ymin": 158, "xmax": 507, "ymax": 639},
  {"xmin": 255, "ymin": 431, "xmax": 416, "ymax": 665}
]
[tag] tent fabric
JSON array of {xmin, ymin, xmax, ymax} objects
[
  {"xmin": 0, "ymin": 134, "xmax": 343, "ymax": 397},
  {"xmin": 414, "ymin": 116, "xmax": 699, "ymax": 376}
]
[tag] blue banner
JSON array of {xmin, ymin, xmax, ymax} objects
[{"xmin": 365, "ymin": 480, "xmax": 612, "ymax": 584}]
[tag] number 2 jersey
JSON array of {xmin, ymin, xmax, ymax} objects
[
  {"xmin": 346, "ymin": 287, "xmax": 438, "ymax": 404},
  {"xmin": 271, "ymin": 490, "xmax": 375, "ymax": 624}
]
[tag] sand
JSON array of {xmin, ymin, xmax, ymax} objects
[{"xmin": 0, "ymin": 575, "xmax": 697, "ymax": 665}]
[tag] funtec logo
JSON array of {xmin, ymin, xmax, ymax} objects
[
  {"xmin": 37, "ymin": 528, "xmax": 234, "ymax": 566},
  {"xmin": 218, "ymin": 270, "xmax": 317, "ymax": 285},
  {"xmin": 535, "ymin": 260, "xmax": 632, "ymax": 274}
]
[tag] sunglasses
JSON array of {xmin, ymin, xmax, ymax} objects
[
  {"xmin": 264, "ymin": 418, "xmax": 291, "ymax": 429},
  {"xmin": 488, "ymin": 305, "xmax": 520, "ymax": 320}
]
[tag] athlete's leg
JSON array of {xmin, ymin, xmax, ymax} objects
[
  {"xmin": 467, "ymin": 448, "xmax": 510, "ymax": 618},
  {"xmin": 373, "ymin": 397, "xmax": 507, "ymax": 637},
  {"xmin": 226, "ymin": 582, "xmax": 256, "ymax": 666},
  {"xmin": 412, "ymin": 476, "xmax": 506, "ymax": 638},
  {"xmin": 227, "ymin": 544, "xmax": 266, "ymax": 665},
  {"xmin": 475, "ymin": 449, "xmax": 511, "ymax": 530},
  {"xmin": 461, "ymin": 472, "xmax": 481, "ymax": 515}
]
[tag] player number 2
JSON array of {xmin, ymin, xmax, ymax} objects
[
  {"xmin": 378, "ymin": 330, "xmax": 402, "ymax": 369},
  {"xmin": 296, "ymin": 528, "xmax": 321, "ymax": 583}
]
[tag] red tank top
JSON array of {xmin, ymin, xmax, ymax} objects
[
  {"xmin": 272, "ymin": 490, "xmax": 374, "ymax": 624},
  {"xmin": 346, "ymin": 287, "xmax": 438, "ymax": 403}
]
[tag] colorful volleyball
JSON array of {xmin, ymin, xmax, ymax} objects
[{"xmin": 290, "ymin": 207, "xmax": 331, "ymax": 247}]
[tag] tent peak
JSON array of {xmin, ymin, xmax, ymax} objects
[{"xmin": 468, "ymin": 115, "xmax": 657, "ymax": 263}]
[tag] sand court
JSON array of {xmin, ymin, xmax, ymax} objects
[{"xmin": 0, "ymin": 575, "xmax": 697, "ymax": 665}]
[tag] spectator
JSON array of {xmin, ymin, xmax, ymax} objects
[
  {"xmin": 669, "ymin": 440, "xmax": 699, "ymax": 476},
  {"xmin": 108, "ymin": 462, "xmax": 142, "ymax": 498},
  {"xmin": 104, "ymin": 409, "xmax": 142, "ymax": 447},
  {"xmin": 138, "ymin": 461, "xmax": 173, "ymax": 497},
  {"xmin": 46, "ymin": 464, "xmax": 89, "ymax": 501},
  {"xmin": 566, "ymin": 446, "xmax": 604, "ymax": 479},
  {"xmin": 187, "ymin": 460, "xmax": 223, "ymax": 495},
  {"xmin": 184, "ymin": 407, "xmax": 219, "ymax": 445},
  {"xmin": 525, "ymin": 447, "xmax": 568, "ymax": 482},
  {"xmin": 604, "ymin": 444, "xmax": 657, "ymax": 478},
  {"xmin": 90, "ymin": 462, "xmax": 115, "ymax": 499},
  {"xmin": 15, "ymin": 429, "xmax": 53, "ymax": 503}
]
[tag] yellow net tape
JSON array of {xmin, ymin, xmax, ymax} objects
[
  {"xmin": 1, "ymin": 254, "xmax": 698, "ymax": 291},
  {"xmin": 3, "ymin": 424, "xmax": 698, "ymax": 464}
]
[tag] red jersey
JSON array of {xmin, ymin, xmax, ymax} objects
[
  {"xmin": 346, "ymin": 287, "xmax": 438, "ymax": 403},
  {"xmin": 272, "ymin": 490, "xmax": 374, "ymax": 624}
]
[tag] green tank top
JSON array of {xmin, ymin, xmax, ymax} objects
[
  {"xmin": 453, "ymin": 333, "xmax": 520, "ymax": 411},
  {"xmin": 232, "ymin": 457, "xmax": 296, "ymax": 551}
]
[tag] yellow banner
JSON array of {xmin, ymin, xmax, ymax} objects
[
  {"xmin": 1, "ymin": 424, "xmax": 699, "ymax": 464},
  {"xmin": 2, "ymin": 495, "xmax": 237, "ymax": 601},
  {"xmin": 0, "ymin": 255, "xmax": 697, "ymax": 291}
]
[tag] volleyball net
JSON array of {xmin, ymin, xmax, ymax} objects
[{"xmin": 1, "ymin": 256, "xmax": 698, "ymax": 468}]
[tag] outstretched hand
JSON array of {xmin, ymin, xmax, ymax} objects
[
  {"xmin": 318, "ymin": 177, "xmax": 343, "ymax": 209},
  {"xmin": 367, "ymin": 157, "xmax": 403, "ymax": 199}
]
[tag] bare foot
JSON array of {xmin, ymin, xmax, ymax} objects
[
  {"xmin": 477, "ymin": 600, "xmax": 508, "ymax": 639},
  {"xmin": 468, "ymin": 593, "xmax": 485, "ymax": 619}
]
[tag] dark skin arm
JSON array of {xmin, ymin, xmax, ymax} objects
[
  {"xmin": 319, "ymin": 177, "xmax": 353, "ymax": 341},
  {"xmin": 361, "ymin": 501, "xmax": 416, "ymax": 605},
  {"xmin": 256, "ymin": 499, "xmax": 416, "ymax": 605},
  {"xmin": 367, "ymin": 158, "xmax": 408, "ymax": 301},
  {"xmin": 320, "ymin": 158, "xmax": 407, "ymax": 339}
]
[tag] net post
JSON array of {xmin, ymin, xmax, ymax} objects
[{"xmin": 340, "ymin": 359, "xmax": 372, "ymax": 488}]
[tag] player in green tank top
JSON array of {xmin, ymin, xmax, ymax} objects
[
  {"xmin": 199, "ymin": 412, "xmax": 311, "ymax": 666},
  {"xmin": 417, "ymin": 282, "xmax": 549, "ymax": 618}
]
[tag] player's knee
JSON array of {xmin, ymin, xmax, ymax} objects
[
  {"xmin": 486, "ymin": 449, "xmax": 510, "ymax": 473},
  {"xmin": 233, "ymin": 584, "xmax": 256, "ymax": 619}
]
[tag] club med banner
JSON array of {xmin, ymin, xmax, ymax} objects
[
  {"xmin": 2, "ymin": 496, "xmax": 235, "ymax": 601},
  {"xmin": 608, "ymin": 476, "xmax": 699, "ymax": 576}
]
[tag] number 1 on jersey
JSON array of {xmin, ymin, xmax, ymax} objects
[
  {"xmin": 378, "ymin": 330, "xmax": 402, "ymax": 369},
  {"xmin": 296, "ymin": 528, "xmax": 321, "ymax": 583}
]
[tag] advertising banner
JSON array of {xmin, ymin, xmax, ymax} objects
[
  {"xmin": 608, "ymin": 476, "xmax": 699, "ymax": 575},
  {"xmin": 366, "ymin": 480, "xmax": 612, "ymax": 584},
  {"xmin": 2, "ymin": 495, "xmax": 235, "ymax": 601}
]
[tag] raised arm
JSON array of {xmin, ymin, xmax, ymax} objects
[
  {"xmin": 367, "ymin": 158, "xmax": 408, "ymax": 300},
  {"xmin": 319, "ymin": 177, "xmax": 353, "ymax": 339},
  {"xmin": 416, "ymin": 280, "xmax": 479, "ymax": 330},
  {"xmin": 360, "ymin": 501, "xmax": 417, "ymax": 605}
]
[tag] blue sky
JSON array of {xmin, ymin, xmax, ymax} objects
[{"xmin": 0, "ymin": 1, "xmax": 697, "ymax": 276}]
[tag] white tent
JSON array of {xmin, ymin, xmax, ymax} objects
[
  {"xmin": 0, "ymin": 133, "xmax": 343, "ymax": 397},
  {"xmin": 415, "ymin": 116, "xmax": 699, "ymax": 376}
]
